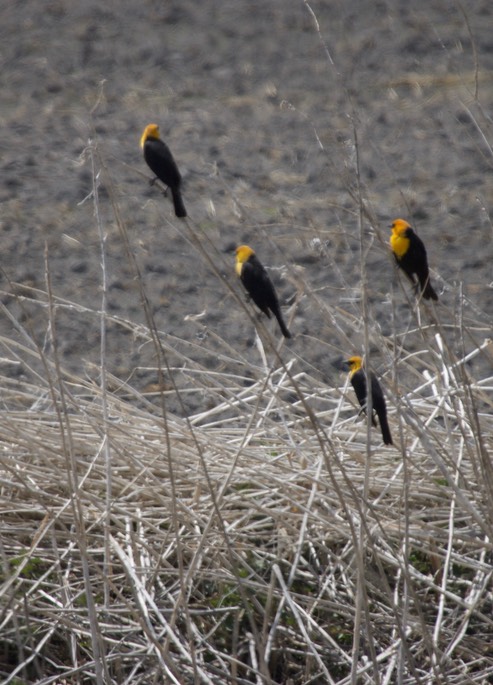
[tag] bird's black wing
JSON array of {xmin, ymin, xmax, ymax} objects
[
  {"xmin": 144, "ymin": 139, "xmax": 181, "ymax": 188},
  {"xmin": 370, "ymin": 374, "xmax": 392, "ymax": 444},
  {"xmin": 241, "ymin": 257, "xmax": 276, "ymax": 318},
  {"xmin": 351, "ymin": 370, "xmax": 377, "ymax": 427}
]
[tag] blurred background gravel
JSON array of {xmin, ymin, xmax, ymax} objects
[{"xmin": 1, "ymin": 0, "xmax": 492, "ymax": 414}]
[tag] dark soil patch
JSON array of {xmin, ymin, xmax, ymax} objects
[{"xmin": 1, "ymin": 0, "xmax": 492, "ymax": 415}]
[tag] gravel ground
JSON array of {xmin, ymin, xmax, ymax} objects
[{"xmin": 1, "ymin": 0, "xmax": 492, "ymax": 414}]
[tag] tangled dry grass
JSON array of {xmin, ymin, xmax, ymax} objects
[{"xmin": 0, "ymin": 146, "xmax": 492, "ymax": 684}]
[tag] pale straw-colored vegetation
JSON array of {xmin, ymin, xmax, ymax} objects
[{"xmin": 0, "ymin": 143, "xmax": 492, "ymax": 684}]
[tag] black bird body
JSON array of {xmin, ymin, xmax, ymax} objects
[
  {"xmin": 140, "ymin": 124, "xmax": 187, "ymax": 218},
  {"xmin": 235, "ymin": 245, "xmax": 291, "ymax": 339},
  {"xmin": 390, "ymin": 218, "xmax": 437, "ymax": 301},
  {"xmin": 346, "ymin": 356, "xmax": 393, "ymax": 445}
]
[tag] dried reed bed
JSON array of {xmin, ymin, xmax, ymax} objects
[{"xmin": 0, "ymin": 221, "xmax": 492, "ymax": 685}]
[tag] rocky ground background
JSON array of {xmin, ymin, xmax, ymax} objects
[{"xmin": 1, "ymin": 0, "xmax": 492, "ymax": 415}]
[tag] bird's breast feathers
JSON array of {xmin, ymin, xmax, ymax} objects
[{"xmin": 391, "ymin": 230, "xmax": 410, "ymax": 259}]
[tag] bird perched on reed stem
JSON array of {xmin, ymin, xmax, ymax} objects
[
  {"xmin": 235, "ymin": 245, "xmax": 291, "ymax": 338},
  {"xmin": 140, "ymin": 123, "xmax": 187, "ymax": 218},
  {"xmin": 390, "ymin": 218, "xmax": 438, "ymax": 301},
  {"xmin": 346, "ymin": 355, "xmax": 393, "ymax": 445}
]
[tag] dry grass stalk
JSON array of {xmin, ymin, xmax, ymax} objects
[{"xmin": 0, "ymin": 251, "xmax": 491, "ymax": 684}]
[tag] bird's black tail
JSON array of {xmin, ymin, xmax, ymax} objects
[
  {"xmin": 171, "ymin": 187, "xmax": 187, "ymax": 218},
  {"xmin": 379, "ymin": 414, "xmax": 393, "ymax": 445},
  {"xmin": 422, "ymin": 281, "xmax": 438, "ymax": 301},
  {"xmin": 419, "ymin": 274, "xmax": 438, "ymax": 301},
  {"xmin": 274, "ymin": 310, "xmax": 291, "ymax": 338}
]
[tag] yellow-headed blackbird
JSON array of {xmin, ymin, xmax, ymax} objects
[
  {"xmin": 140, "ymin": 123, "xmax": 187, "ymax": 218},
  {"xmin": 390, "ymin": 218, "xmax": 438, "ymax": 301},
  {"xmin": 346, "ymin": 355, "xmax": 393, "ymax": 445},
  {"xmin": 235, "ymin": 245, "xmax": 291, "ymax": 338}
]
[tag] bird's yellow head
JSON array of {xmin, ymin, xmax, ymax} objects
[
  {"xmin": 390, "ymin": 218, "xmax": 411, "ymax": 237},
  {"xmin": 140, "ymin": 123, "xmax": 160, "ymax": 148},
  {"xmin": 235, "ymin": 245, "xmax": 255, "ymax": 276},
  {"xmin": 346, "ymin": 356, "xmax": 363, "ymax": 373},
  {"xmin": 235, "ymin": 245, "xmax": 255, "ymax": 263}
]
